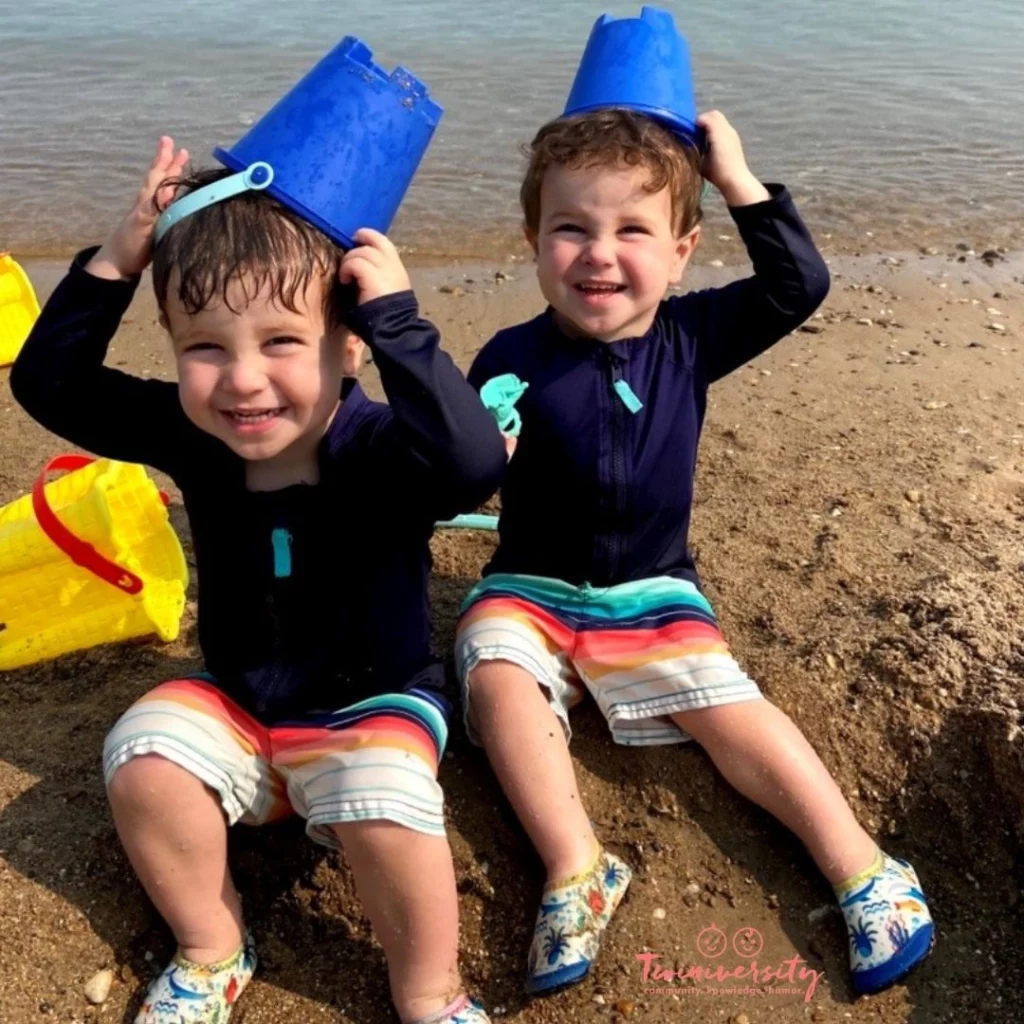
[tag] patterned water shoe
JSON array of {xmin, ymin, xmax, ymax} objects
[
  {"xmin": 412, "ymin": 993, "xmax": 491, "ymax": 1023},
  {"xmin": 526, "ymin": 848, "xmax": 632, "ymax": 994},
  {"xmin": 836, "ymin": 849, "xmax": 935, "ymax": 994},
  {"xmin": 135, "ymin": 933, "xmax": 256, "ymax": 1023}
]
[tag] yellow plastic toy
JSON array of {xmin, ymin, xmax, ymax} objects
[
  {"xmin": 0, "ymin": 252, "xmax": 41, "ymax": 367},
  {"xmin": 0, "ymin": 455, "xmax": 188, "ymax": 670}
]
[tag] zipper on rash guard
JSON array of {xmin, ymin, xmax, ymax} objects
[
  {"xmin": 257, "ymin": 521, "xmax": 290, "ymax": 714},
  {"xmin": 604, "ymin": 350, "xmax": 628, "ymax": 580}
]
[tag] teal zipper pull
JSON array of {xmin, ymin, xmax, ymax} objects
[
  {"xmin": 612, "ymin": 378, "xmax": 644, "ymax": 414},
  {"xmin": 271, "ymin": 528, "xmax": 293, "ymax": 579}
]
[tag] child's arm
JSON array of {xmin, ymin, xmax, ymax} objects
[
  {"xmin": 341, "ymin": 230, "xmax": 507, "ymax": 515},
  {"xmin": 687, "ymin": 111, "xmax": 830, "ymax": 383},
  {"xmin": 10, "ymin": 139, "xmax": 197, "ymax": 473}
]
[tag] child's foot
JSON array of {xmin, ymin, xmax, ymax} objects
[
  {"xmin": 411, "ymin": 994, "xmax": 491, "ymax": 1023},
  {"xmin": 835, "ymin": 849, "xmax": 935, "ymax": 994},
  {"xmin": 135, "ymin": 934, "xmax": 257, "ymax": 1023},
  {"xmin": 526, "ymin": 848, "xmax": 632, "ymax": 994}
]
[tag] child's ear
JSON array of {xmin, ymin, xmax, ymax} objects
[
  {"xmin": 522, "ymin": 222, "xmax": 539, "ymax": 256},
  {"xmin": 340, "ymin": 330, "xmax": 366, "ymax": 376},
  {"xmin": 670, "ymin": 225, "xmax": 702, "ymax": 285}
]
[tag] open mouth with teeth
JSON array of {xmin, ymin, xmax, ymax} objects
[
  {"xmin": 222, "ymin": 407, "xmax": 287, "ymax": 433},
  {"xmin": 574, "ymin": 282, "xmax": 627, "ymax": 296}
]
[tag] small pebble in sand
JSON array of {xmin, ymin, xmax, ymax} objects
[
  {"xmin": 733, "ymin": 1014, "xmax": 751, "ymax": 1024},
  {"xmin": 905, "ymin": 490, "xmax": 922, "ymax": 504},
  {"xmin": 84, "ymin": 969, "xmax": 113, "ymax": 1005},
  {"xmin": 808, "ymin": 904, "xmax": 835, "ymax": 924},
  {"xmin": 593, "ymin": 994, "xmax": 607, "ymax": 1005},
  {"xmin": 614, "ymin": 1000, "xmax": 635, "ymax": 1016},
  {"xmin": 439, "ymin": 285, "xmax": 464, "ymax": 296},
  {"xmin": 709, "ymin": 259, "xmax": 725, "ymax": 268},
  {"xmin": 988, "ymin": 322, "xmax": 1006, "ymax": 333},
  {"xmin": 685, "ymin": 882, "xmax": 701, "ymax": 897},
  {"xmin": 924, "ymin": 401, "xmax": 949, "ymax": 410},
  {"xmin": 652, "ymin": 907, "xmax": 667, "ymax": 920},
  {"xmin": 856, "ymin": 317, "xmax": 873, "ymax": 326}
]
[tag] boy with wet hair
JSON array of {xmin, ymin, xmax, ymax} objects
[
  {"xmin": 456, "ymin": 108, "xmax": 934, "ymax": 996},
  {"xmin": 12, "ymin": 138, "xmax": 503, "ymax": 1024}
]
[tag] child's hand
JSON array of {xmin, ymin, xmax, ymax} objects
[
  {"xmin": 87, "ymin": 136, "xmax": 189, "ymax": 281},
  {"xmin": 504, "ymin": 434, "xmax": 518, "ymax": 459},
  {"xmin": 340, "ymin": 229, "xmax": 412, "ymax": 305},
  {"xmin": 697, "ymin": 111, "xmax": 770, "ymax": 207}
]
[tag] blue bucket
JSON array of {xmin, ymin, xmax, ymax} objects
[
  {"xmin": 214, "ymin": 37, "xmax": 443, "ymax": 249},
  {"xmin": 563, "ymin": 6, "xmax": 699, "ymax": 146}
]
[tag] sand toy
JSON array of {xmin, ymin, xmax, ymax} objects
[
  {"xmin": 0, "ymin": 455, "xmax": 188, "ymax": 670},
  {"xmin": 157, "ymin": 37, "xmax": 443, "ymax": 249},
  {"xmin": 0, "ymin": 253, "xmax": 41, "ymax": 366},
  {"xmin": 564, "ymin": 6, "xmax": 700, "ymax": 147}
]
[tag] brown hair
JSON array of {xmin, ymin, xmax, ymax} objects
[
  {"xmin": 152, "ymin": 167, "xmax": 356, "ymax": 329},
  {"xmin": 520, "ymin": 109, "xmax": 704, "ymax": 237}
]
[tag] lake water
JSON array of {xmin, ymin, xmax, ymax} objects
[{"xmin": 1, "ymin": 0, "xmax": 1022, "ymax": 257}]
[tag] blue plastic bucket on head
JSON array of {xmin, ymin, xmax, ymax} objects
[
  {"xmin": 213, "ymin": 36, "xmax": 443, "ymax": 249},
  {"xmin": 563, "ymin": 6, "xmax": 699, "ymax": 146}
]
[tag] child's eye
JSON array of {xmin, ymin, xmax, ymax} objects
[
  {"xmin": 553, "ymin": 222, "xmax": 586, "ymax": 234},
  {"xmin": 182, "ymin": 341, "xmax": 221, "ymax": 354},
  {"xmin": 620, "ymin": 224, "xmax": 651, "ymax": 235},
  {"xmin": 266, "ymin": 335, "xmax": 302, "ymax": 348}
]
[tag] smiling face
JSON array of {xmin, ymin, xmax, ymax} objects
[
  {"xmin": 528, "ymin": 161, "xmax": 700, "ymax": 343},
  {"xmin": 164, "ymin": 272, "xmax": 363, "ymax": 483}
]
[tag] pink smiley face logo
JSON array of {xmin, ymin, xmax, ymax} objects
[
  {"xmin": 696, "ymin": 923, "xmax": 728, "ymax": 959},
  {"xmin": 732, "ymin": 926, "xmax": 764, "ymax": 958}
]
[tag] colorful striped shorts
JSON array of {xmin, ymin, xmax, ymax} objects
[
  {"xmin": 102, "ymin": 677, "xmax": 449, "ymax": 842},
  {"xmin": 455, "ymin": 574, "xmax": 763, "ymax": 746}
]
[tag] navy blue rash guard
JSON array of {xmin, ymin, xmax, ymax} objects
[
  {"xmin": 467, "ymin": 185, "xmax": 829, "ymax": 590},
  {"xmin": 11, "ymin": 250, "xmax": 506, "ymax": 722}
]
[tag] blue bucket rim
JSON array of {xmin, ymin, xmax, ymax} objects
[
  {"xmin": 562, "ymin": 102, "xmax": 703, "ymax": 148},
  {"xmin": 214, "ymin": 146, "xmax": 358, "ymax": 250}
]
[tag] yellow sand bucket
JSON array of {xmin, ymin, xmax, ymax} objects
[
  {"xmin": 0, "ymin": 455, "xmax": 189, "ymax": 670},
  {"xmin": 0, "ymin": 252, "xmax": 41, "ymax": 367}
]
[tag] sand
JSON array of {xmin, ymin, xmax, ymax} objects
[{"xmin": 0, "ymin": 239, "xmax": 1022, "ymax": 1024}]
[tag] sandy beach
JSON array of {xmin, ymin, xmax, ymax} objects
[{"xmin": 1, "ymin": 238, "xmax": 1022, "ymax": 1024}]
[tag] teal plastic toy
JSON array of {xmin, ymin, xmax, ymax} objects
[
  {"xmin": 479, "ymin": 373, "xmax": 529, "ymax": 438},
  {"xmin": 434, "ymin": 374, "xmax": 528, "ymax": 532}
]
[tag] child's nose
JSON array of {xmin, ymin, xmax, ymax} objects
[
  {"xmin": 221, "ymin": 358, "xmax": 268, "ymax": 395},
  {"xmin": 583, "ymin": 236, "xmax": 615, "ymax": 267}
]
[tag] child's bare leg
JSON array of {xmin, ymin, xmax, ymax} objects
[
  {"xmin": 469, "ymin": 660, "xmax": 597, "ymax": 880},
  {"xmin": 670, "ymin": 700, "xmax": 876, "ymax": 882},
  {"xmin": 333, "ymin": 821, "xmax": 463, "ymax": 1022},
  {"xmin": 107, "ymin": 753, "xmax": 245, "ymax": 962}
]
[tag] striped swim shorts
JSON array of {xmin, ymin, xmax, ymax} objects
[
  {"xmin": 103, "ymin": 677, "xmax": 450, "ymax": 842},
  {"xmin": 455, "ymin": 574, "xmax": 762, "ymax": 746}
]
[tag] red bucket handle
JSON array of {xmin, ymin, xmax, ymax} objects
[{"xmin": 32, "ymin": 455, "xmax": 169, "ymax": 596}]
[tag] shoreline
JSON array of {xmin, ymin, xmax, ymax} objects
[{"xmin": 7, "ymin": 195, "xmax": 1022, "ymax": 268}]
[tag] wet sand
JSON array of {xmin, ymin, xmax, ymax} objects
[{"xmin": 0, "ymin": 241, "xmax": 1022, "ymax": 1023}]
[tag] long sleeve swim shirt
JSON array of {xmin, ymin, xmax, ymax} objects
[
  {"xmin": 468, "ymin": 185, "xmax": 830, "ymax": 590},
  {"xmin": 12, "ymin": 251, "xmax": 506, "ymax": 721}
]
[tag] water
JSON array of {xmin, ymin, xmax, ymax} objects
[{"xmin": 1, "ymin": 0, "xmax": 1022, "ymax": 257}]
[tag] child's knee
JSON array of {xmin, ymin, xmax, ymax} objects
[
  {"xmin": 468, "ymin": 658, "xmax": 536, "ymax": 707},
  {"xmin": 106, "ymin": 753, "xmax": 203, "ymax": 810},
  {"xmin": 332, "ymin": 819, "xmax": 448, "ymax": 857}
]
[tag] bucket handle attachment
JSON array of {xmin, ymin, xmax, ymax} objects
[{"xmin": 32, "ymin": 454, "xmax": 170, "ymax": 596}]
